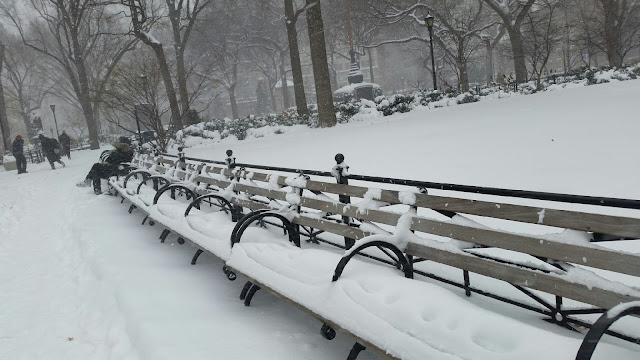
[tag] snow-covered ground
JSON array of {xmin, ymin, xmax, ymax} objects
[{"xmin": 1, "ymin": 79, "xmax": 640, "ymax": 359}]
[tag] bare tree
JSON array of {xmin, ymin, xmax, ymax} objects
[
  {"xmin": 0, "ymin": 43, "xmax": 9, "ymax": 150},
  {"xmin": 284, "ymin": 0, "xmax": 310, "ymax": 115},
  {"xmin": 62, "ymin": 107, "xmax": 88, "ymax": 142},
  {"xmin": 194, "ymin": 0, "xmax": 256, "ymax": 120},
  {"xmin": 370, "ymin": 0, "xmax": 495, "ymax": 92},
  {"xmin": 576, "ymin": 0, "xmax": 640, "ymax": 67},
  {"xmin": 122, "ymin": 0, "xmax": 184, "ymax": 131},
  {"xmin": 2, "ymin": 35, "xmax": 51, "ymax": 138},
  {"xmin": 102, "ymin": 50, "xmax": 173, "ymax": 151},
  {"xmin": 166, "ymin": 0, "xmax": 212, "ymax": 114},
  {"xmin": 484, "ymin": 0, "xmax": 536, "ymax": 83},
  {"xmin": 522, "ymin": 0, "xmax": 564, "ymax": 90},
  {"xmin": 306, "ymin": 0, "xmax": 336, "ymax": 127},
  {"xmin": 0, "ymin": 0, "xmax": 136, "ymax": 149}
]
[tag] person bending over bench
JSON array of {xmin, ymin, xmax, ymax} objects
[
  {"xmin": 39, "ymin": 134, "xmax": 65, "ymax": 170},
  {"xmin": 76, "ymin": 137, "xmax": 134, "ymax": 194}
]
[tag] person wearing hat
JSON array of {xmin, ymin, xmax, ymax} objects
[
  {"xmin": 38, "ymin": 133, "xmax": 65, "ymax": 169},
  {"xmin": 12, "ymin": 135, "xmax": 27, "ymax": 174},
  {"xmin": 76, "ymin": 136, "xmax": 134, "ymax": 194},
  {"xmin": 59, "ymin": 130, "xmax": 71, "ymax": 159}
]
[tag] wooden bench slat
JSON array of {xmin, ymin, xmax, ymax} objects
[
  {"xmin": 412, "ymin": 195, "xmax": 640, "ymax": 239},
  {"xmin": 406, "ymin": 242, "xmax": 640, "ymax": 310},
  {"xmin": 203, "ymin": 166, "xmax": 640, "ymax": 239},
  {"xmin": 194, "ymin": 174, "xmax": 640, "ymax": 277},
  {"xmin": 300, "ymin": 179, "xmax": 640, "ymax": 239}
]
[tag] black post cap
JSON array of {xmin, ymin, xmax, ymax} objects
[
  {"xmin": 335, "ymin": 153, "xmax": 344, "ymax": 164},
  {"xmin": 226, "ymin": 149, "xmax": 233, "ymax": 156}
]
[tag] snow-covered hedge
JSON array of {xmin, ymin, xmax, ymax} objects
[
  {"xmin": 336, "ymin": 89, "xmax": 480, "ymax": 121},
  {"xmin": 176, "ymin": 64, "xmax": 639, "ymax": 149},
  {"xmin": 176, "ymin": 113, "xmax": 316, "ymax": 148}
]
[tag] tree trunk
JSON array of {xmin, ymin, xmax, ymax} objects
[
  {"xmin": 368, "ymin": 48, "xmax": 375, "ymax": 83},
  {"xmin": 306, "ymin": 0, "xmax": 336, "ymax": 128},
  {"xmin": 485, "ymin": 39, "xmax": 493, "ymax": 84},
  {"xmin": 268, "ymin": 79, "xmax": 277, "ymax": 112},
  {"xmin": 507, "ymin": 27, "xmax": 528, "ymax": 83},
  {"xmin": 457, "ymin": 43, "xmax": 469, "ymax": 92},
  {"xmin": 485, "ymin": 0, "xmax": 534, "ymax": 84},
  {"xmin": 175, "ymin": 48, "xmax": 191, "ymax": 112},
  {"xmin": 329, "ymin": 52, "xmax": 337, "ymax": 91},
  {"xmin": 284, "ymin": 0, "xmax": 310, "ymax": 116},
  {"xmin": 68, "ymin": 25, "xmax": 100, "ymax": 149},
  {"xmin": 228, "ymin": 86, "xmax": 239, "ymax": 120},
  {"xmin": 150, "ymin": 43, "xmax": 184, "ymax": 130},
  {"xmin": 602, "ymin": 0, "xmax": 623, "ymax": 67},
  {"xmin": 20, "ymin": 113, "xmax": 30, "ymax": 138},
  {"xmin": 0, "ymin": 44, "xmax": 10, "ymax": 151},
  {"xmin": 279, "ymin": 53, "xmax": 290, "ymax": 110},
  {"xmin": 167, "ymin": 3, "xmax": 191, "ymax": 114}
]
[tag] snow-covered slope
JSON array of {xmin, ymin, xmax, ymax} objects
[
  {"xmin": 186, "ymin": 79, "xmax": 640, "ymax": 200},
  {"xmin": 1, "ymin": 79, "xmax": 639, "ymax": 359}
]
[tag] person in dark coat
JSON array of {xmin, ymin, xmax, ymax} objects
[
  {"xmin": 12, "ymin": 135, "xmax": 27, "ymax": 174},
  {"xmin": 76, "ymin": 137, "xmax": 134, "ymax": 194},
  {"xmin": 39, "ymin": 134, "xmax": 65, "ymax": 169},
  {"xmin": 59, "ymin": 130, "xmax": 71, "ymax": 159}
]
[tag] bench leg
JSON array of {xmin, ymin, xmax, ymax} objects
[
  {"xmin": 240, "ymin": 281, "xmax": 253, "ymax": 300},
  {"xmin": 463, "ymin": 270, "xmax": 471, "ymax": 297},
  {"xmin": 141, "ymin": 215, "xmax": 149, "ymax": 225},
  {"xmin": 191, "ymin": 249, "xmax": 204, "ymax": 265},
  {"xmin": 128, "ymin": 204, "xmax": 136, "ymax": 214},
  {"xmin": 121, "ymin": 196, "xmax": 125, "ymax": 203},
  {"xmin": 159, "ymin": 229, "xmax": 170, "ymax": 243},
  {"xmin": 346, "ymin": 343, "xmax": 366, "ymax": 360},
  {"xmin": 244, "ymin": 284, "xmax": 261, "ymax": 306},
  {"xmin": 177, "ymin": 237, "xmax": 185, "ymax": 245}
]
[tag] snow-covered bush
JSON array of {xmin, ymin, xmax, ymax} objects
[
  {"xmin": 336, "ymin": 100, "xmax": 361, "ymax": 122},
  {"xmin": 376, "ymin": 93, "xmax": 415, "ymax": 116},
  {"xmin": 176, "ymin": 112, "xmax": 317, "ymax": 149}
]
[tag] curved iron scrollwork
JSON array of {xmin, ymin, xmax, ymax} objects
[
  {"xmin": 123, "ymin": 170, "xmax": 151, "ymax": 189},
  {"xmin": 184, "ymin": 194, "xmax": 234, "ymax": 217},
  {"xmin": 153, "ymin": 184, "xmax": 197, "ymax": 205},
  {"xmin": 575, "ymin": 302, "xmax": 640, "ymax": 360},
  {"xmin": 137, "ymin": 175, "xmax": 171, "ymax": 194},
  {"xmin": 230, "ymin": 210, "xmax": 300, "ymax": 248},
  {"xmin": 332, "ymin": 241, "xmax": 413, "ymax": 282}
]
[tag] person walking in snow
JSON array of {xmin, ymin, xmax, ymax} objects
[
  {"xmin": 12, "ymin": 135, "xmax": 27, "ymax": 174},
  {"xmin": 39, "ymin": 134, "xmax": 65, "ymax": 170},
  {"xmin": 58, "ymin": 130, "xmax": 71, "ymax": 159},
  {"xmin": 76, "ymin": 137, "xmax": 134, "ymax": 195}
]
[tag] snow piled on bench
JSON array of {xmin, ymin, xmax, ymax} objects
[{"xmin": 227, "ymin": 238, "xmax": 639, "ymax": 360}]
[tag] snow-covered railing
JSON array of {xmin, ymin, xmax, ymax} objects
[{"xmin": 107, "ymin": 150, "xmax": 640, "ymax": 360}]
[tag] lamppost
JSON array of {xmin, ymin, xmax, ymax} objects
[
  {"xmin": 134, "ymin": 74, "xmax": 146, "ymax": 144},
  {"xmin": 50, "ymin": 104, "xmax": 59, "ymax": 138},
  {"xmin": 134, "ymin": 107, "xmax": 143, "ymax": 145},
  {"xmin": 425, "ymin": 14, "xmax": 437, "ymax": 91}
]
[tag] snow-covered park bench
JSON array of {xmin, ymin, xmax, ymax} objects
[{"xmin": 108, "ymin": 151, "xmax": 640, "ymax": 360}]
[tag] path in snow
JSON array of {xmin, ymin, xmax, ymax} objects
[{"xmin": 0, "ymin": 156, "xmax": 138, "ymax": 360}]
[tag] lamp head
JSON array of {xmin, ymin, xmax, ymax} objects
[{"xmin": 425, "ymin": 14, "xmax": 434, "ymax": 29}]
